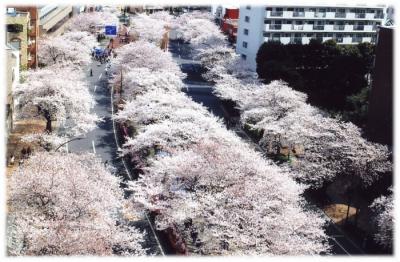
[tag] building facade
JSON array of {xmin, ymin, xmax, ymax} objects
[
  {"xmin": 236, "ymin": 4, "xmax": 387, "ymax": 69},
  {"xmin": 38, "ymin": 5, "xmax": 73, "ymax": 36},
  {"xmin": 11, "ymin": 6, "xmax": 39, "ymax": 69},
  {"xmin": 6, "ymin": 45, "xmax": 20, "ymax": 134},
  {"xmin": 6, "ymin": 8, "xmax": 30, "ymax": 69}
]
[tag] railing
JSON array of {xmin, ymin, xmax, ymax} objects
[
  {"xmin": 313, "ymin": 25, "xmax": 324, "ymax": 30},
  {"xmin": 355, "ymin": 13, "xmax": 366, "ymax": 18},
  {"xmin": 293, "ymin": 12, "xmax": 305, "ymax": 17},
  {"xmin": 374, "ymin": 14, "xmax": 384, "ymax": 19},
  {"xmin": 334, "ymin": 25, "xmax": 345, "ymax": 30},
  {"xmin": 270, "ymin": 11, "xmax": 283, "ymax": 17},
  {"xmin": 269, "ymin": 24, "xmax": 282, "ymax": 30},
  {"xmin": 335, "ymin": 37, "xmax": 344, "ymax": 43},
  {"xmin": 290, "ymin": 37, "xmax": 302, "ymax": 44},
  {"xmin": 335, "ymin": 12, "xmax": 346, "ymax": 18},
  {"xmin": 271, "ymin": 37, "xmax": 281, "ymax": 42},
  {"xmin": 292, "ymin": 25, "xmax": 304, "ymax": 30},
  {"xmin": 353, "ymin": 25, "xmax": 364, "ymax": 30},
  {"xmin": 314, "ymin": 12, "xmax": 326, "ymax": 18},
  {"xmin": 352, "ymin": 37, "xmax": 362, "ymax": 42}
]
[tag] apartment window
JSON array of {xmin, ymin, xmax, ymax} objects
[
  {"xmin": 245, "ymin": 16, "xmax": 250, "ymax": 22},
  {"xmin": 264, "ymin": 19, "xmax": 271, "ymax": 24},
  {"xmin": 10, "ymin": 38, "xmax": 21, "ymax": 50},
  {"xmin": 276, "ymin": 8, "xmax": 283, "ymax": 12},
  {"xmin": 244, "ymin": 28, "xmax": 249, "ymax": 35},
  {"xmin": 309, "ymin": 8, "xmax": 316, "ymax": 12},
  {"xmin": 246, "ymin": 5, "xmax": 251, "ymax": 10},
  {"xmin": 266, "ymin": 7, "xmax": 272, "ymax": 11},
  {"xmin": 287, "ymin": 8, "xmax": 294, "ymax": 11},
  {"xmin": 241, "ymin": 54, "xmax": 247, "ymax": 60},
  {"xmin": 242, "ymin": 41, "xmax": 248, "ymax": 48},
  {"xmin": 263, "ymin": 32, "xmax": 270, "ymax": 37}
]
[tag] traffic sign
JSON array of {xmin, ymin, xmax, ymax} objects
[{"xmin": 105, "ymin": 25, "xmax": 117, "ymax": 36}]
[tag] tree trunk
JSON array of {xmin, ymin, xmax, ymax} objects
[{"xmin": 44, "ymin": 111, "xmax": 52, "ymax": 133}]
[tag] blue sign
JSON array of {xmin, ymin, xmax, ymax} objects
[{"xmin": 105, "ymin": 25, "xmax": 117, "ymax": 36}]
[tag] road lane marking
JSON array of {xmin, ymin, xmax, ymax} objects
[
  {"xmin": 92, "ymin": 140, "xmax": 96, "ymax": 154},
  {"xmin": 98, "ymin": 73, "xmax": 102, "ymax": 80},
  {"xmin": 145, "ymin": 212, "xmax": 166, "ymax": 256},
  {"xmin": 331, "ymin": 237, "xmax": 351, "ymax": 256},
  {"xmin": 110, "ymin": 83, "xmax": 165, "ymax": 256},
  {"xmin": 94, "ymin": 85, "xmax": 97, "ymax": 92}
]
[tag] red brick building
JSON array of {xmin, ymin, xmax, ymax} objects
[{"xmin": 220, "ymin": 8, "xmax": 239, "ymax": 43}]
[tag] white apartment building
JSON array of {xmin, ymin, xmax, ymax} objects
[{"xmin": 236, "ymin": 4, "xmax": 388, "ymax": 70}]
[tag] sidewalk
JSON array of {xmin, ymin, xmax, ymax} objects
[{"xmin": 6, "ymin": 119, "xmax": 46, "ymax": 177}]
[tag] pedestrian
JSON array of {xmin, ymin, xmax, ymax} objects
[
  {"xmin": 21, "ymin": 147, "xmax": 27, "ymax": 159},
  {"xmin": 18, "ymin": 159, "xmax": 24, "ymax": 166},
  {"xmin": 9, "ymin": 155, "xmax": 15, "ymax": 166},
  {"xmin": 104, "ymin": 160, "xmax": 108, "ymax": 167},
  {"xmin": 90, "ymin": 68, "xmax": 93, "ymax": 77},
  {"xmin": 26, "ymin": 146, "xmax": 32, "ymax": 156}
]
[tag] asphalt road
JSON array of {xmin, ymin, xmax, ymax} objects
[
  {"xmin": 169, "ymin": 39, "xmax": 365, "ymax": 256},
  {"xmin": 66, "ymin": 57, "xmax": 164, "ymax": 256}
]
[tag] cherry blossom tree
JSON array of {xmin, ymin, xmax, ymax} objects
[
  {"xmin": 129, "ymin": 140, "xmax": 330, "ymax": 255},
  {"xmin": 173, "ymin": 11, "xmax": 214, "ymax": 29},
  {"xmin": 110, "ymin": 41, "xmax": 183, "ymax": 77},
  {"xmin": 61, "ymin": 31, "xmax": 97, "ymax": 49},
  {"xmin": 38, "ymin": 32, "xmax": 94, "ymax": 67},
  {"xmin": 114, "ymin": 90, "xmax": 207, "ymax": 126},
  {"xmin": 176, "ymin": 18, "xmax": 227, "ymax": 50},
  {"xmin": 67, "ymin": 11, "xmax": 119, "ymax": 32},
  {"xmin": 130, "ymin": 14, "xmax": 168, "ymax": 44},
  {"xmin": 14, "ymin": 67, "xmax": 99, "ymax": 136},
  {"xmin": 149, "ymin": 11, "xmax": 175, "ymax": 25},
  {"xmin": 7, "ymin": 151, "xmax": 147, "ymax": 256},
  {"xmin": 111, "ymin": 67, "xmax": 184, "ymax": 100},
  {"xmin": 214, "ymin": 79, "xmax": 391, "ymax": 188},
  {"xmin": 370, "ymin": 188, "xmax": 394, "ymax": 249}
]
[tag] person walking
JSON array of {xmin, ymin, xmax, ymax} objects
[
  {"xmin": 90, "ymin": 68, "xmax": 93, "ymax": 77},
  {"xmin": 26, "ymin": 146, "xmax": 32, "ymax": 156}
]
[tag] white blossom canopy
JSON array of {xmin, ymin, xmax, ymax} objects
[{"xmin": 7, "ymin": 152, "xmax": 147, "ymax": 256}]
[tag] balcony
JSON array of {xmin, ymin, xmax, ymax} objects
[
  {"xmin": 355, "ymin": 13, "xmax": 366, "ymax": 18},
  {"xmin": 292, "ymin": 25, "xmax": 304, "ymax": 30},
  {"xmin": 314, "ymin": 12, "xmax": 326, "ymax": 18},
  {"xmin": 374, "ymin": 14, "xmax": 384, "ymax": 19},
  {"xmin": 335, "ymin": 13, "xmax": 346, "ymax": 18},
  {"xmin": 293, "ymin": 12, "xmax": 305, "ymax": 17},
  {"xmin": 269, "ymin": 24, "xmax": 282, "ymax": 30},
  {"xmin": 313, "ymin": 25, "xmax": 324, "ymax": 30},
  {"xmin": 353, "ymin": 25, "xmax": 365, "ymax": 30},
  {"xmin": 335, "ymin": 37, "xmax": 344, "ymax": 43},
  {"xmin": 334, "ymin": 25, "xmax": 345, "ymax": 30},
  {"xmin": 352, "ymin": 37, "xmax": 362, "ymax": 43},
  {"xmin": 270, "ymin": 11, "xmax": 283, "ymax": 17},
  {"xmin": 290, "ymin": 37, "xmax": 302, "ymax": 44}
]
